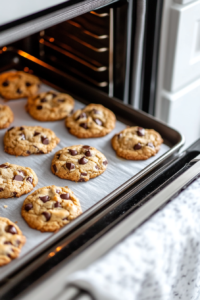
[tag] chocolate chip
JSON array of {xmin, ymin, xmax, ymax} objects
[
  {"xmin": 56, "ymin": 189, "xmax": 60, "ymax": 194},
  {"xmin": 38, "ymin": 150, "xmax": 44, "ymax": 154},
  {"xmin": 25, "ymin": 203, "xmax": 33, "ymax": 211},
  {"xmin": 94, "ymin": 119, "xmax": 102, "ymax": 126},
  {"xmin": 118, "ymin": 133, "xmax": 122, "ymax": 139},
  {"xmin": 80, "ymin": 123, "xmax": 88, "ymax": 129},
  {"xmin": 57, "ymin": 154, "xmax": 60, "ymax": 159},
  {"xmin": 20, "ymin": 127, "xmax": 24, "ymax": 130},
  {"xmin": 85, "ymin": 150, "xmax": 92, "ymax": 157},
  {"xmin": 78, "ymin": 178, "xmax": 85, "ymax": 182},
  {"xmin": 92, "ymin": 109, "xmax": 100, "ymax": 114},
  {"xmin": 26, "ymin": 177, "xmax": 33, "ymax": 184},
  {"xmin": 53, "ymin": 164, "xmax": 57, "ymax": 172},
  {"xmin": 26, "ymin": 82, "xmax": 32, "ymax": 87},
  {"xmin": 0, "ymin": 164, "xmax": 8, "ymax": 168},
  {"xmin": 81, "ymin": 172, "xmax": 87, "ymax": 176},
  {"xmin": 16, "ymin": 240, "xmax": 20, "ymax": 246},
  {"xmin": 41, "ymin": 136, "xmax": 49, "ymax": 145},
  {"xmin": 27, "ymin": 151, "xmax": 31, "ymax": 155},
  {"xmin": 103, "ymin": 160, "xmax": 108, "ymax": 165},
  {"xmin": 54, "ymin": 201, "xmax": 62, "ymax": 208},
  {"xmin": 5, "ymin": 225, "xmax": 17, "ymax": 235},
  {"xmin": 8, "ymin": 127, "xmax": 14, "ymax": 132},
  {"xmin": 82, "ymin": 145, "xmax": 90, "ymax": 149},
  {"xmin": 37, "ymin": 105, "xmax": 43, "ymax": 110},
  {"xmin": 2, "ymin": 80, "xmax": 9, "ymax": 87},
  {"xmin": 42, "ymin": 212, "xmax": 51, "ymax": 221},
  {"xmin": 18, "ymin": 170, "xmax": 25, "ymax": 176},
  {"xmin": 50, "ymin": 92, "xmax": 57, "ymax": 98},
  {"xmin": 70, "ymin": 109, "xmax": 74, "ymax": 114},
  {"xmin": 137, "ymin": 127, "xmax": 145, "ymax": 137},
  {"xmin": 79, "ymin": 157, "xmax": 88, "ymax": 165},
  {"xmin": 20, "ymin": 133, "xmax": 25, "ymax": 140},
  {"xmin": 147, "ymin": 142, "xmax": 154, "ymax": 148},
  {"xmin": 40, "ymin": 98, "xmax": 47, "ymax": 103},
  {"xmin": 39, "ymin": 195, "xmax": 50, "ymax": 203},
  {"xmin": 62, "ymin": 217, "xmax": 68, "ymax": 221},
  {"xmin": 69, "ymin": 149, "xmax": 78, "ymax": 156},
  {"xmin": 13, "ymin": 175, "xmax": 23, "ymax": 181},
  {"xmin": 67, "ymin": 127, "xmax": 71, "ymax": 130},
  {"xmin": 95, "ymin": 165, "xmax": 99, "ymax": 170},
  {"xmin": 57, "ymin": 98, "xmax": 65, "ymax": 102},
  {"xmin": 60, "ymin": 193, "xmax": 70, "ymax": 200},
  {"xmin": 4, "ymin": 241, "xmax": 12, "ymax": 245},
  {"xmin": 0, "ymin": 188, "xmax": 3, "ymax": 192},
  {"xmin": 66, "ymin": 162, "xmax": 75, "ymax": 170},
  {"xmin": 16, "ymin": 88, "xmax": 22, "ymax": 94},
  {"xmin": 134, "ymin": 143, "xmax": 142, "ymax": 150},
  {"xmin": 34, "ymin": 131, "xmax": 40, "ymax": 136},
  {"xmin": 76, "ymin": 112, "xmax": 86, "ymax": 120},
  {"xmin": 13, "ymin": 192, "xmax": 17, "ymax": 197}
]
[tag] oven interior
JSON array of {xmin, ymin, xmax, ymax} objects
[{"xmin": 4, "ymin": 0, "xmax": 163, "ymax": 114}]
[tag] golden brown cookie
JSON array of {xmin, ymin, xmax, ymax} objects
[
  {"xmin": 112, "ymin": 126, "xmax": 163, "ymax": 160},
  {"xmin": 21, "ymin": 185, "xmax": 82, "ymax": 232},
  {"xmin": 51, "ymin": 145, "xmax": 108, "ymax": 182},
  {"xmin": 26, "ymin": 90, "xmax": 74, "ymax": 121},
  {"xmin": 4, "ymin": 125, "xmax": 60, "ymax": 156},
  {"xmin": 0, "ymin": 71, "xmax": 40, "ymax": 100},
  {"xmin": 65, "ymin": 104, "xmax": 116, "ymax": 138},
  {"xmin": 0, "ymin": 217, "xmax": 26, "ymax": 266},
  {"xmin": 0, "ymin": 104, "xmax": 14, "ymax": 129},
  {"xmin": 0, "ymin": 163, "xmax": 38, "ymax": 198}
]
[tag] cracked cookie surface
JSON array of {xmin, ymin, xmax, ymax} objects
[
  {"xmin": 0, "ymin": 217, "xmax": 26, "ymax": 266},
  {"xmin": 51, "ymin": 145, "xmax": 108, "ymax": 182},
  {"xmin": 0, "ymin": 71, "xmax": 40, "ymax": 100},
  {"xmin": 0, "ymin": 163, "xmax": 38, "ymax": 198},
  {"xmin": 0, "ymin": 104, "xmax": 14, "ymax": 129},
  {"xmin": 112, "ymin": 126, "xmax": 163, "ymax": 160},
  {"xmin": 65, "ymin": 103, "xmax": 116, "ymax": 138},
  {"xmin": 4, "ymin": 125, "xmax": 60, "ymax": 156},
  {"xmin": 26, "ymin": 90, "xmax": 74, "ymax": 121},
  {"xmin": 21, "ymin": 185, "xmax": 82, "ymax": 232}
]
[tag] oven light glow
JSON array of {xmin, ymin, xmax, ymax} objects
[
  {"xmin": 49, "ymin": 252, "xmax": 55, "ymax": 257},
  {"xmin": 2, "ymin": 47, "xmax": 7, "ymax": 52},
  {"xmin": 24, "ymin": 67, "xmax": 29, "ymax": 72},
  {"xmin": 56, "ymin": 246, "xmax": 62, "ymax": 252}
]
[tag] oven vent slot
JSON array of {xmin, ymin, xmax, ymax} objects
[{"xmin": 40, "ymin": 8, "xmax": 111, "ymax": 93}]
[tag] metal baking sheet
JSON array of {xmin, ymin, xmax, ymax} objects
[{"xmin": 0, "ymin": 49, "xmax": 184, "ymax": 281}]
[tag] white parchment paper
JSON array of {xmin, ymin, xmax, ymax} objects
[{"xmin": 0, "ymin": 82, "xmax": 169, "ymax": 274}]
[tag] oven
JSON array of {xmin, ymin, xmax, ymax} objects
[{"xmin": 0, "ymin": 0, "xmax": 195, "ymax": 299}]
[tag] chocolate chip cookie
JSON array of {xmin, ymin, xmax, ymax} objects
[
  {"xmin": 65, "ymin": 104, "xmax": 116, "ymax": 138},
  {"xmin": 26, "ymin": 90, "xmax": 74, "ymax": 121},
  {"xmin": 0, "ymin": 71, "xmax": 40, "ymax": 100},
  {"xmin": 21, "ymin": 185, "xmax": 82, "ymax": 232},
  {"xmin": 0, "ymin": 217, "xmax": 26, "ymax": 266},
  {"xmin": 51, "ymin": 145, "xmax": 108, "ymax": 182},
  {"xmin": 4, "ymin": 126, "xmax": 60, "ymax": 156},
  {"xmin": 0, "ymin": 104, "xmax": 14, "ymax": 129},
  {"xmin": 112, "ymin": 126, "xmax": 163, "ymax": 160},
  {"xmin": 0, "ymin": 163, "xmax": 38, "ymax": 198}
]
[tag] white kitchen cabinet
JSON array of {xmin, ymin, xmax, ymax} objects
[{"xmin": 156, "ymin": 0, "xmax": 200, "ymax": 149}]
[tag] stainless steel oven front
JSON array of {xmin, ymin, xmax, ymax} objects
[{"xmin": 0, "ymin": 1, "xmax": 179, "ymax": 298}]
